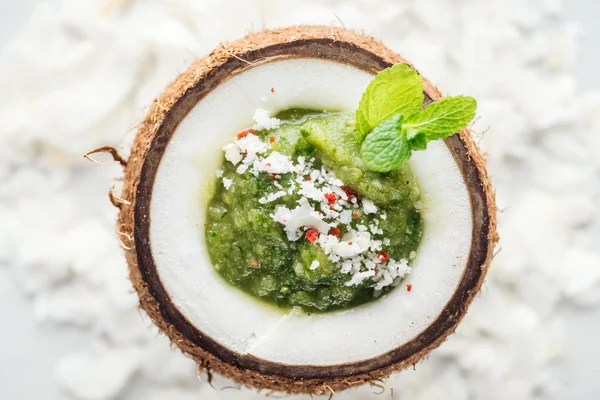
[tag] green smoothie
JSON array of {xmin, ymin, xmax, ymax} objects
[{"xmin": 205, "ymin": 109, "xmax": 422, "ymax": 313}]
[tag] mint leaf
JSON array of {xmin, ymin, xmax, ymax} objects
[
  {"xmin": 404, "ymin": 95, "xmax": 477, "ymax": 140},
  {"xmin": 406, "ymin": 129, "xmax": 428, "ymax": 150},
  {"xmin": 360, "ymin": 115, "xmax": 411, "ymax": 172},
  {"xmin": 356, "ymin": 63, "xmax": 424, "ymax": 141},
  {"xmin": 355, "ymin": 108, "xmax": 371, "ymax": 138}
]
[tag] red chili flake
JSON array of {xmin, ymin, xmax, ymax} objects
[
  {"xmin": 377, "ymin": 251, "xmax": 389, "ymax": 263},
  {"xmin": 305, "ymin": 228, "xmax": 319, "ymax": 243},
  {"xmin": 243, "ymin": 150, "xmax": 248, "ymax": 155},
  {"xmin": 305, "ymin": 176, "xmax": 312, "ymax": 181},
  {"xmin": 265, "ymin": 163, "xmax": 271, "ymax": 167},
  {"xmin": 270, "ymin": 87, "xmax": 275, "ymax": 93},
  {"xmin": 348, "ymin": 241, "xmax": 353, "ymax": 245},
  {"xmin": 406, "ymin": 284, "xmax": 413, "ymax": 292},
  {"xmin": 330, "ymin": 227, "xmax": 341, "ymax": 237},
  {"xmin": 237, "ymin": 129, "xmax": 256, "ymax": 139},
  {"xmin": 324, "ymin": 192, "xmax": 337, "ymax": 205},
  {"xmin": 269, "ymin": 136, "xmax": 275, "ymax": 143},
  {"xmin": 342, "ymin": 185, "xmax": 359, "ymax": 201},
  {"xmin": 352, "ymin": 213, "xmax": 359, "ymax": 219}
]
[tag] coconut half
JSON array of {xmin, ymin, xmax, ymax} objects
[{"xmin": 116, "ymin": 26, "xmax": 497, "ymax": 394}]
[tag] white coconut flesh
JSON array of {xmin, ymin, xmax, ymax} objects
[{"xmin": 150, "ymin": 58, "xmax": 472, "ymax": 366}]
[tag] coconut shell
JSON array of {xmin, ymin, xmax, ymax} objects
[{"xmin": 116, "ymin": 25, "xmax": 497, "ymax": 394}]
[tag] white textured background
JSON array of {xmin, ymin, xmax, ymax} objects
[{"xmin": 1, "ymin": 0, "xmax": 599, "ymax": 399}]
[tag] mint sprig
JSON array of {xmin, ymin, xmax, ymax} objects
[{"xmin": 356, "ymin": 64, "xmax": 477, "ymax": 172}]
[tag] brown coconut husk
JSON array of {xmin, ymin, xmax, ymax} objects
[{"xmin": 112, "ymin": 25, "xmax": 497, "ymax": 394}]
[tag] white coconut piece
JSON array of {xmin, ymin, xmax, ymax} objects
[
  {"xmin": 33, "ymin": 283, "xmax": 102, "ymax": 327},
  {"xmin": 150, "ymin": 58, "xmax": 472, "ymax": 365},
  {"xmin": 141, "ymin": 333, "xmax": 198, "ymax": 385},
  {"xmin": 55, "ymin": 347, "xmax": 141, "ymax": 400}
]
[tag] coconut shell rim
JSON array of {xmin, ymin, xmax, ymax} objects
[{"xmin": 117, "ymin": 25, "xmax": 497, "ymax": 394}]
